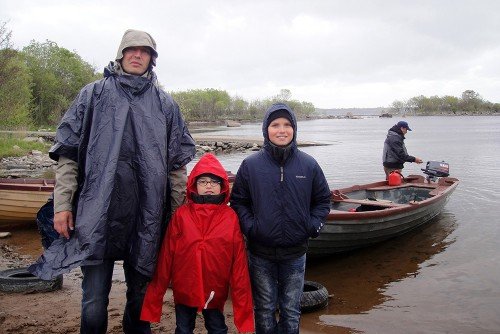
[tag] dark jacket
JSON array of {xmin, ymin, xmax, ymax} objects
[
  {"xmin": 230, "ymin": 103, "xmax": 331, "ymax": 260},
  {"xmin": 382, "ymin": 125, "xmax": 416, "ymax": 169},
  {"xmin": 29, "ymin": 63, "xmax": 196, "ymax": 279},
  {"xmin": 141, "ymin": 154, "xmax": 254, "ymax": 332}
]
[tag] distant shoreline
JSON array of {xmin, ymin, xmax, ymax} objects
[{"xmin": 0, "ymin": 130, "xmax": 324, "ymax": 148}]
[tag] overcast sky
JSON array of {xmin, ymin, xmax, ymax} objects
[{"xmin": 2, "ymin": 0, "xmax": 500, "ymax": 108}]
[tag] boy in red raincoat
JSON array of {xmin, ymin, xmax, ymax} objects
[{"xmin": 140, "ymin": 153, "xmax": 254, "ymax": 333}]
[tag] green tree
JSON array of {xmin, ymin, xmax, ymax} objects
[
  {"xmin": 203, "ymin": 88, "xmax": 231, "ymax": 120},
  {"xmin": 276, "ymin": 89, "xmax": 292, "ymax": 101},
  {"xmin": 229, "ymin": 96, "xmax": 249, "ymax": 119},
  {"xmin": 172, "ymin": 88, "xmax": 318, "ymax": 122},
  {"xmin": 172, "ymin": 88, "xmax": 231, "ymax": 121},
  {"xmin": 172, "ymin": 89, "xmax": 205, "ymax": 120},
  {"xmin": 299, "ymin": 101, "xmax": 316, "ymax": 118},
  {"xmin": 268, "ymin": 89, "xmax": 316, "ymax": 119},
  {"xmin": 389, "ymin": 100, "xmax": 405, "ymax": 115},
  {"xmin": 22, "ymin": 40, "xmax": 100, "ymax": 126},
  {"xmin": 441, "ymin": 95, "xmax": 460, "ymax": 114},
  {"xmin": 284, "ymin": 100, "xmax": 315, "ymax": 118},
  {"xmin": 247, "ymin": 100, "xmax": 266, "ymax": 120},
  {"xmin": 460, "ymin": 90, "xmax": 483, "ymax": 113},
  {"xmin": 0, "ymin": 22, "xmax": 33, "ymax": 129}
]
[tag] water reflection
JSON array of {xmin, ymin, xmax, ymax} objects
[{"xmin": 300, "ymin": 211, "xmax": 457, "ymax": 332}]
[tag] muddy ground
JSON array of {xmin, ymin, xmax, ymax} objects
[{"xmin": 0, "ymin": 242, "xmax": 239, "ymax": 334}]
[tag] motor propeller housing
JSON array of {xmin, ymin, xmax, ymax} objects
[{"xmin": 422, "ymin": 161, "xmax": 449, "ymax": 181}]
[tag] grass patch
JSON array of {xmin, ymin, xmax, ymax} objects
[{"xmin": 0, "ymin": 133, "xmax": 51, "ymax": 159}]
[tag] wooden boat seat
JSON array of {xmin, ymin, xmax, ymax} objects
[
  {"xmin": 366, "ymin": 183, "xmax": 435, "ymax": 191},
  {"xmin": 335, "ymin": 198, "xmax": 405, "ymax": 208},
  {"xmin": 428, "ymin": 186, "xmax": 448, "ymax": 196}
]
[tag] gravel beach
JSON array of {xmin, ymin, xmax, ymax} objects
[{"xmin": 0, "ymin": 232, "xmax": 240, "ymax": 333}]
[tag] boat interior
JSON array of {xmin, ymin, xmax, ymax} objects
[{"xmin": 332, "ymin": 185, "xmax": 435, "ymax": 212}]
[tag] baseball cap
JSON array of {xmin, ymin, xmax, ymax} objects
[{"xmin": 397, "ymin": 121, "xmax": 412, "ymax": 131}]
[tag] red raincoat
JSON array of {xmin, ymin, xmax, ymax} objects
[{"xmin": 140, "ymin": 154, "xmax": 254, "ymax": 332}]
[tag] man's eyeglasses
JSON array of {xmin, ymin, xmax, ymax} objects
[{"xmin": 196, "ymin": 179, "xmax": 222, "ymax": 187}]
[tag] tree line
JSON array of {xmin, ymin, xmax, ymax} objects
[
  {"xmin": 3, "ymin": 21, "xmax": 497, "ymax": 130},
  {"xmin": 0, "ymin": 23, "xmax": 315, "ymax": 129},
  {"xmin": 171, "ymin": 88, "xmax": 315, "ymax": 122},
  {"xmin": 389, "ymin": 90, "xmax": 500, "ymax": 116}
]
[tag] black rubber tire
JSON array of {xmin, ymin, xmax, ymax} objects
[
  {"xmin": 301, "ymin": 280, "xmax": 329, "ymax": 313},
  {"xmin": 0, "ymin": 267, "xmax": 63, "ymax": 293}
]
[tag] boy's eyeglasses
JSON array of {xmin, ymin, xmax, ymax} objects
[{"xmin": 196, "ymin": 179, "xmax": 222, "ymax": 187}]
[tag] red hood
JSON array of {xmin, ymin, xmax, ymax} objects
[{"xmin": 187, "ymin": 153, "xmax": 230, "ymax": 204}]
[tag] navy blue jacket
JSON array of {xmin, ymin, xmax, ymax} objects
[{"xmin": 230, "ymin": 104, "xmax": 331, "ymax": 256}]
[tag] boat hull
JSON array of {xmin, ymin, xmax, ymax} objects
[
  {"xmin": 308, "ymin": 176, "xmax": 459, "ymax": 257},
  {"xmin": 0, "ymin": 179, "xmax": 54, "ymax": 228},
  {"xmin": 0, "ymin": 174, "xmax": 236, "ymax": 228}
]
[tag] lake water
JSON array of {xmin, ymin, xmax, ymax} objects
[
  {"xmin": 189, "ymin": 116, "xmax": 500, "ymax": 333},
  {"xmin": 3, "ymin": 116, "xmax": 499, "ymax": 333}
]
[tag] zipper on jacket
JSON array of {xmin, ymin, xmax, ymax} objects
[
  {"xmin": 204, "ymin": 291, "xmax": 215, "ymax": 309},
  {"xmin": 280, "ymin": 166, "xmax": 284, "ymax": 182}
]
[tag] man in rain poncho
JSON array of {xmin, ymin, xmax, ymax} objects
[{"xmin": 29, "ymin": 29, "xmax": 196, "ymax": 334}]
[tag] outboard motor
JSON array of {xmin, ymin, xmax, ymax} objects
[{"xmin": 421, "ymin": 161, "xmax": 449, "ymax": 182}]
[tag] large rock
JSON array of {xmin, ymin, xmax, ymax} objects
[{"xmin": 225, "ymin": 120, "xmax": 241, "ymax": 127}]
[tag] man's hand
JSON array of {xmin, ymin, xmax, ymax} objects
[
  {"xmin": 54, "ymin": 211, "xmax": 74, "ymax": 239},
  {"xmin": 414, "ymin": 157, "xmax": 423, "ymax": 164}
]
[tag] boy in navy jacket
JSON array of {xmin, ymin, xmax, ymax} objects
[{"xmin": 230, "ymin": 103, "xmax": 331, "ymax": 333}]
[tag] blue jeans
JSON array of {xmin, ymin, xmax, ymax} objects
[
  {"xmin": 174, "ymin": 304, "xmax": 228, "ymax": 334},
  {"xmin": 248, "ymin": 252, "xmax": 306, "ymax": 334},
  {"xmin": 80, "ymin": 260, "xmax": 151, "ymax": 334}
]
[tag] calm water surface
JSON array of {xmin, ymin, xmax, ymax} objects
[
  {"xmin": 4, "ymin": 116, "xmax": 500, "ymax": 333},
  {"xmin": 190, "ymin": 116, "xmax": 500, "ymax": 333}
]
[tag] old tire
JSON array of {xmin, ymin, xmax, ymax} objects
[
  {"xmin": 301, "ymin": 280, "xmax": 328, "ymax": 313},
  {"xmin": 0, "ymin": 267, "xmax": 62, "ymax": 293}
]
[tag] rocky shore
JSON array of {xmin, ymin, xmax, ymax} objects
[
  {"xmin": 0, "ymin": 133, "xmax": 263, "ymax": 179},
  {"xmin": 193, "ymin": 135, "xmax": 262, "ymax": 155},
  {"xmin": 0, "ymin": 132, "xmax": 323, "ymax": 178},
  {"xmin": 0, "ymin": 150, "xmax": 56, "ymax": 178}
]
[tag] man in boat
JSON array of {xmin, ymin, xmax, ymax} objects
[
  {"xmin": 29, "ymin": 29, "xmax": 196, "ymax": 334},
  {"xmin": 230, "ymin": 103, "xmax": 331, "ymax": 333},
  {"xmin": 382, "ymin": 120, "xmax": 423, "ymax": 179}
]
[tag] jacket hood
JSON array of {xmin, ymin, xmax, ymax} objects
[
  {"xmin": 187, "ymin": 153, "xmax": 230, "ymax": 204},
  {"xmin": 388, "ymin": 124, "xmax": 405, "ymax": 138},
  {"xmin": 116, "ymin": 29, "xmax": 158, "ymax": 66},
  {"xmin": 262, "ymin": 103, "xmax": 297, "ymax": 147}
]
